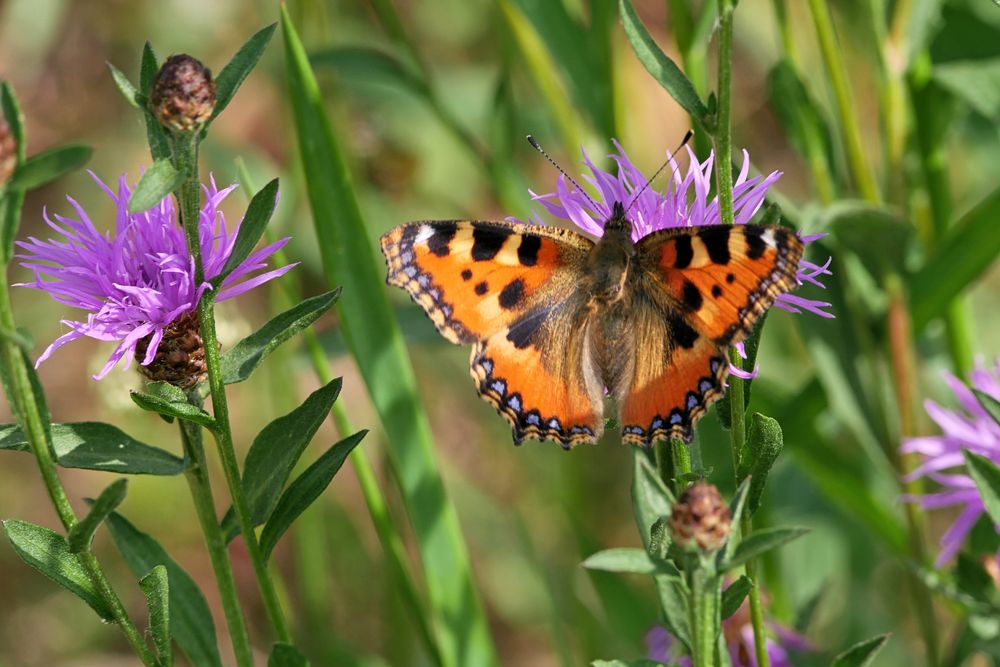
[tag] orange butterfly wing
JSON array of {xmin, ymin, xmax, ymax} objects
[
  {"xmin": 380, "ymin": 221, "xmax": 604, "ymax": 447},
  {"xmin": 617, "ymin": 224, "xmax": 803, "ymax": 445}
]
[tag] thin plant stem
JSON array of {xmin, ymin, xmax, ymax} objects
[
  {"xmin": 0, "ymin": 264, "xmax": 157, "ymax": 667},
  {"xmin": 178, "ymin": 415, "xmax": 254, "ymax": 667},
  {"xmin": 688, "ymin": 564, "xmax": 717, "ymax": 667},
  {"xmin": 171, "ymin": 132, "xmax": 292, "ymax": 643},
  {"xmin": 715, "ymin": 2, "xmax": 770, "ymax": 663},
  {"xmin": 806, "ymin": 0, "xmax": 880, "ymax": 203}
]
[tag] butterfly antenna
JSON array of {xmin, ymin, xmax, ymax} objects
[
  {"xmin": 625, "ymin": 130, "xmax": 694, "ymax": 213},
  {"xmin": 526, "ymin": 135, "xmax": 603, "ymax": 212}
]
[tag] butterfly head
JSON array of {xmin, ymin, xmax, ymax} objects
[{"xmin": 603, "ymin": 201, "xmax": 632, "ymax": 236}]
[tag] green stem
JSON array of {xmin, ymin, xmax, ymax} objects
[
  {"xmin": 688, "ymin": 564, "xmax": 717, "ymax": 667},
  {"xmin": 0, "ymin": 267, "xmax": 157, "ymax": 667},
  {"xmin": 171, "ymin": 132, "xmax": 292, "ymax": 643},
  {"xmin": 807, "ymin": 0, "xmax": 880, "ymax": 203},
  {"xmin": 178, "ymin": 417, "xmax": 254, "ymax": 667}
]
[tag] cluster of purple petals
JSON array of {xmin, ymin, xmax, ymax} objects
[
  {"xmin": 522, "ymin": 141, "xmax": 834, "ymax": 378},
  {"xmin": 17, "ymin": 172, "xmax": 294, "ymax": 380},
  {"xmin": 902, "ymin": 359, "xmax": 1000, "ymax": 566}
]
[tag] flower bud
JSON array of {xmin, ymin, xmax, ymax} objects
[
  {"xmin": 149, "ymin": 54, "xmax": 216, "ymax": 133},
  {"xmin": 0, "ymin": 117, "xmax": 16, "ymax": 185},
  {"xmin": 135, "ymin": 311, "xmax": 207, "ymax": 388},
  {"xmin": 669, "ymin": 482, "xmax": 732, "ymax": 553}
]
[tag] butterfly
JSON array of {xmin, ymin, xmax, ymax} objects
[{"xmin": 380, "ymin": 201, "xmax": 803, "ymax": 448}]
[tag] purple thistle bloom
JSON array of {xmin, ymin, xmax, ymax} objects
[
  {"xmin": 902, "ymin": 359, "xmax": 1000, "ymax": 566},
  {"xmin": 523, "ymin": 141, "xmax": 834, "ymax": 379},
  {"xmin": 16, "ymin": 171, "xmax": 295, "ymax": 380}
]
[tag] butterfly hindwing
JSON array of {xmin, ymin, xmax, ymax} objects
[
  {"xmin": 638, "ymin": 224, "xmax": 803, "ymax": 346},
  {"xmin": 380, "ymin": 220, "xmax": 592, "ymax": 343}
]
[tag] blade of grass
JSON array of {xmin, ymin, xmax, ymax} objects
[{"xmin": 281, "ymin": 9, "xmax": 499, "ymax": 667}]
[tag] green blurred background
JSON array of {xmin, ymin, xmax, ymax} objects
[{"xmin": 1, "ymin": 0, "xmax": 999, "ymax": 665}]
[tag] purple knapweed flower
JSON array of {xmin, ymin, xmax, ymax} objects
[
  {"xmin": 645, "ymin": 598, "xmax": 812, "ymax": 666},
  {"xmin": 902, "ymin": 359, "xmax": 1000, "ymax": 566},
  {"xmin": 16, "ymin": 171, "xmax": 294, "ymax": 380},
  {"xmin": 524, "ymin": 141, "xmax": 834, "ymax": 379}
]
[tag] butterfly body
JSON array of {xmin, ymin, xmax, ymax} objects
[{"xmin": 380, "ymin": 206, "xmax": 803, "ymax": 449}]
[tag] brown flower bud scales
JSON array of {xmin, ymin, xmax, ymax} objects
[
  {"xmin": 669, "ymin": 482, "xmax": 732, "ymax": 553},
  {"xmin": 149, "ymin": 54, "xmax": 217, "ymax": 133},
  {"xmin": 135, "ymin": 311, "xmax": 208, "ymax": 388}
]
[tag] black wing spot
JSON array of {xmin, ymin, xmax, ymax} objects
[
  {"xmin": 700, "ymin": 226, "xmax": 731, "ymax": 265},
  {"xmin": 666, "ymin": 312, "xmax": 699, "ymax": 349},
  {"xmin": 682, "ymin": 280, "xmax": 703, "ymax": 311},
  {"xmin": 427, "ymin": 222, "xmax": 457, "ymax": 257},
  {"xmin": 745, "ymin": 226, "xmax": 766, "ymax": 260},
  {"xmin": 474, "ymin": 281, "xmax": 489, "ymax": 295},
  {"xmin": 711, "ymin": 285, "xmax": 723, "ymax": 298},
  {"xmin": 674, "ymin": 235, "xmax": 693, "ymax": 268},
  {"xmin": 471, "ymin": 226, "xmax": 511, "ymax": 261},
  {"xmin": 461, "ymin": 269, "xmax": 472, "ymax": 281},
  {"xmin": 726, "ymin": 272, "xmax": 736, "ymax": 284},
  {"xmin": 498, "ymin": 279, "xmax": 525, "ymax": 309},
  {"xmin": 518, "ymin": 235, "xmax": 542, "ymax": 266}
]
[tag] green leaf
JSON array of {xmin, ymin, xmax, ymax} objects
[
  {"xmin": 225, "ymin": 378, "xmax": 343, "ymax": 540},
  {"xmin": 260, "ymin": 430, "xmax": 367, "ymax": 559},
  {"xmin": 0, "ymin": 421, "xmax": 185, "ymax": 475},
  {"xmin": 721, "ymin": 575, "xmax": 752, "ymax": 620},
  {"xmin": 767, "ymin": 61, "xmax": 834, "ymax": 175},
  {"xmin": 2, "ymin": 519, "xmax": 114, "ymax": 620},
  {"xmin": 1, "ymin": 82, "xmax": 27, "ymax": 263},
  {"xmin": 106, "ymin": 511, "xmax": 222, "ymax": 667},
  {"xmin": 211, "ymin": 23, "xmax": 277, "ymax": 122},
  {"xmin": 831, "ymin": 633, "xmax": 891, "ymax": 667},
  {"xmin": 933, "ymin": 58, "xmax": 1000, "ymax": 119},
  {"xmin": 140, "ymin": 41, "xmax": 159, "ymax": 95},
  {"xmin": 282, "ymin": 8, "xmax": 500, "ymax": 665},
  {"xmin": 963, "ymin": 450, "xmax": 1000, "ymax": 527},
  {"xmin": 722, "ymin": 526, "xmax": 810, "ymax": 571},
  {"xmin": 0, "ymin": 347, "xmax": 51, "ymax": 445},
  {"xmin": 127, "ymin": 159, "xmax": 184, "ymax": 214},
  {"xmin": 911, "ymin": 185, "xmax": 1000, "ymax": 329},
  {"xmin": 654, "ymin": 575, "xmax": 690, "ymax": 652},
  {"xmin": 140, "ymin": 565, "xmax": 171, "ymax": 666},
  {"xmin": 220, "ymin": 289, "xmax": 340, "ymax": 384},
  {"xmin": 107, "ymin": 62, "xmax": 141, "ymax": 108},
  {"xmin": 825, "ymin": 201, "xmax": 912, "ymax": 279},
  {"xmin": 974, "ymin": 389, "xmax": 1000, "ymax": 427},
  {"xmin": 7, "ymin": 145, "xmax": 92, "ymax": 191},
  {"xmin": 631, "ymin": 451, "xmax": 676, "ymax": 551},
  {"xmin": 130, "ymin": 388, "xmax": 215, "ymax": 429},
  {"xmin": 212, "ymin": 178, "xmax": 279, "ymax": 288},
  {"xmin": 738, "ymin": 413, "xmax": 784, "ymax": 515},
  {"xmin": 68, "ymin": 478, "xmax": 128, "ymax": 553},
  {"xmin": 619, "ymin": 0, "xmax": 710, "ymax": 130},
  {"xmin": 139, "ymin": 42, "xmax": 171, "ymax": 161},
  {"xmin": 1, "ymin": 81, "xmax": 26, "ymax": 161},
  {"xmin": 582, "ymin": 548, "xmax": 680, "ymax": 576},
  {"xmin": 0, "ymin": 325, "xmax": 34, "ymax": 350},
  {"xmin": 310, "ymin": 46, "xmax": 429, "ymax": 98},
  {"xmin": 268, "ymin": 642, "xmax": 310, "ymax": 667}
]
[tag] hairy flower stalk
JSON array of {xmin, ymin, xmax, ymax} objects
[
  {"xmin": 902, "ymin": 360, "xmax": 1000, "ymax": 566},
  {"xmin": 526, "ymin": 142, "xmax": 833, "ymax": 380},
  {"xmin": 16, "ymin": 173, "xmax": 292, "ymax": 382},
  {"xmin": 150, "ymin": 54, "xmax": 216, "ymax": 132}
]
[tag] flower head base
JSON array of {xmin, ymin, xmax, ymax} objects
[
  {"xmin": 17, "ymin": 172, "xmax": 294, "ymax": 381},
  {"xmin": 902, "ymin": 359, "xmax": 1000, "ymax": 566},
  {"xmin": 0, "ymin": 117, "xmax": 16, "ymax": 185},
  {"xmin": 669, "ymin": 482, "xmax": 732, "ymax": 553},
  {"xmin": 150, "ymin": 54, "xmax": 216, "ymax": 133},
  {"xmin": 527, "ymin": 141, "xmax": 834, "ymax": 320}
]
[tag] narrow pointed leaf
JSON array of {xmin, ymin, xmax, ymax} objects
[
  {"xmin": 974, "ymin": 389, "xmax": 1000, "ymax": 427},
  {"xmin": 619, "ymin": 0, "xmax": 710, "ymax": 130},
  {"xmin": 212, "ymin": 23, "xmax": 277, "ymax": 122},
  {"xmin": 128, "ymin": 159, "xmax": 184, "ymax": 213},
  {"xmin": 220, "ymin": 289, "xmax": 340, "ymax": 384},
  {"xmin": 69, "ymin": 479, "xmax": 128, "ymax": 553},
  {"xmin": 720, "ymin": 478, "xmax": 751, "ymax": 565},
  {"xmin": 282, "ymin": 8, "xmax": 500, "ymax": 665},
  {"xmin": 140, "ymin": 565, "xmax": 171, "ymax": 666},
  {"xmin": 106, "ymin": 511, "xmax": 222, "ymax": 667},
  {"xmin": 2, "ymin": 519, "xmax": 114, "ymax": 620},
  {"xmin": 1, "ymin": 82, "xmax": 27, "ymax": 262},
  {"xmin": 631, "ymin": 451, "xmax": 676, "ymax": 550},
  {"xmin": 7, "ymin": 145, "xmax": 92, "ymax": 191},
  {"xmin": 310, "ymin": 47, "xmax": 430, "ymax": 98},
  {"xmin": 654, "ymin": 575, "xmax": 690, "ymax": 652},
  {"xmin": 831, "ymin": 633, "xmax": 891, "ymax": 667},
  {"xmin": 0, "ymin": 422, "xmax": 185, "ymax": 475},
  {"xmin": 130, "ymin": 390, "xmax": 215, "ymax": 428},
  {"xmin": 739, "ymin": 413, "xmax": 784, "ymax": 515},
  {"xmin": 140, "ymin": 42, "xmax": 159, "ymax": 95},
  {"xmin": 107, "ymin": 62, "xmax": 141, "ymax": 108},
  {"xmin": 963, "ymin": 450, "xmax": 1000, "ymax": 526},
  {"xmin": 722, "ymin": 526, "xmax": 810, "ymax": 571},
  {"xmin": 260, "ymin": 429, "xmax": 367, "ymax": 559},
  {"xmin": 721, "ymin": 575, "xmax": 752, "ymax": 620},
  {"xmin": 138, "ymin": 42, "xmax": 171, "ymax": 161},
  {"xmin": 582, "ymin": 548, "xmax": 680, "ymax": 576},
  {"xmin": 268, "ymin": 642, "xmax": 310, "ymax": 667},
  {"xmin": 212, "ymin": 178, "xmax": 279, "ymax": 287}
]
